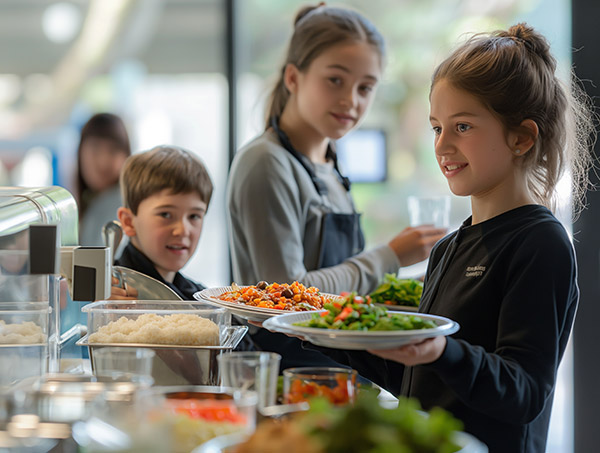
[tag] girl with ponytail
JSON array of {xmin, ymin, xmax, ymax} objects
[
  {"xmin": 226, "ymin": 4, "xmax": 446, "ymax": 370},
  {"xmin": 364, "ymin": 23, "xmax": 595, "ymax": 452}
]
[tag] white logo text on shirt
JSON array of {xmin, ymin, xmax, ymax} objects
[{"xmin": 465, "ymin": 265, "xmax": 486, "ymax": 277}]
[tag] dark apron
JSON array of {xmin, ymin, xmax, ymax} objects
[
  {"xmin": 249, "ymin": 118, "xmax": 365, "ymax": 370},
  {"xmin": 270, "ymin": 116, "xmax": 365, "ymax": 268},
  {"xmin": 318, "ymin": 213, "xmax": 365, "ymax": 268}
]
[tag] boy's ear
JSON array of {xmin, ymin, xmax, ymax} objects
[
  {"xmin": 117, "ymin": 207, "xmax": 137, "ymax": 237},
  {"xmin": 512, "ymin": 119, "xmax": 539, "ymax": 155},
  {"xmin": 283, "ymin": 63, "xmax": 300, "ymax": 94}
]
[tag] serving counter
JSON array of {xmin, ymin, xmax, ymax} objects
[{"xmin": 0, "ymin": 186, "xmax": 487, "ymax": 453}]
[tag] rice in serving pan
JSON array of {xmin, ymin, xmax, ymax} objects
[
  {"xmin": 0, "ymin": 320, "xmax": 45, "ymax": 344},
  {"xmin": 88, "ymin": 313, "xmax": 219, "ymax": 346}
]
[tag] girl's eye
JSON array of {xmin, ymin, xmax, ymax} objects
[
  {"xmin": 189, "ymin": 213, "xmax": 203, "ymax": 222},
  {"xmin": 328, "ymin": 77, "xmax": 342, "ymax": 86},
  {"xmin": 359, "ymin": 85, "xmax": 374, "ymax": 95},
  {"xmin": 457, "ymin": 123, "xmax": 471, "ymax": 132},
  {"xmin": 431, "ymin": 126, "xmax": 441, "ymax": 136},
  {"xmin": 158, "ymin": 212, "xmax": 171, "ymax": 219}
]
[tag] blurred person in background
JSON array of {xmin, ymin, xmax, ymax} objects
[{"xmin": 76, "ymin": 113, "xmax": 131, "ymax": 246}]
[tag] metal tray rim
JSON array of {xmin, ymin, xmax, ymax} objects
[
  {"xmin": 76, "ymin": 325, "xmax": 248, "ymax": 350},
  {"xmin": 0, "ymin": 342, "xmax": 47, "ymax": 347}
]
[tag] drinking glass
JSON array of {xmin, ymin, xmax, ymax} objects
[
  {"xmin": 283, "ymin": 367, "xmax": 357, "ymax": 406},
  {"xmin": 407, "ymin": 195, "xmax": 450, "ymax": 227},
  {"xmin": 92, "ymin": 346, "xmax": 155, "ymax": 385},
  {"xmin": 217, "ymin": 351, "xmax": 281, "ymax": 409}
]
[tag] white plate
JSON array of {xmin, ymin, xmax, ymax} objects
[
  {"xmin": 263, "ymin": 311, "xmax": 459, "ymax": 350},
  {"xmin": 374, "ymin": 303, "xmax": 418, "ymax": 312},
  {"xmin": 193, "ymin": 286, "xmax": 340, "ymax": 322}
]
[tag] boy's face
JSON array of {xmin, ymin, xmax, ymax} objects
[{"xmin": 119, "ymin": 189, "xmax": 207, "ymax": 282}]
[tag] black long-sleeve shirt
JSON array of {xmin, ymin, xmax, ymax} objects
[
  {"xmin": 114, "ymin": 242, "xmax": 205, "ymax": 300},
  {"xmin": 406, "ymin": 204, "xmax": 577, "ymax": 452}
]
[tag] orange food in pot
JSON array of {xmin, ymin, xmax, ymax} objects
[{"xmin": 285, "ymin": 373, "xmax": 354, "ymax": 405}]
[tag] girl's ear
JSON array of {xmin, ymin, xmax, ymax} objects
[
  {"xmin": 283, "ymin": 63, "xmax": 300, "ymax": 94},
  {"xmin": 117, "ymin": 207, "xmax": 137, "ymax": 237},
  {"xmin": 512, "ymin": 119, "xmax": 539, "ymax": 155}
]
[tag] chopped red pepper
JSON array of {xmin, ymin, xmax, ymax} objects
[
  {"xmin": 168, "ymin": 399, "xmax": 247, "ymax": 424},
  {"xmin": 334, "ymin": 306, "xmax": 354, "ymax": 322}
]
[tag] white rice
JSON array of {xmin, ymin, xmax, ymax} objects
[
  {"xmin": 88, "ymin": 313, "xmax": 219, "ymax": 346},
  {"xmin": 0, "ymin": 320, "xmax": 45, "ymax": 344}
]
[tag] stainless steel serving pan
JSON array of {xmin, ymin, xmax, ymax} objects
[{"xmin": 77, "ymin": 325, "xmax": 248, "ymax": 386}]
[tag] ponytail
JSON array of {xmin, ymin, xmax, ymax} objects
[{"xmin": 265, "ymin": 69, "xmax": 291, "ymax": 129}]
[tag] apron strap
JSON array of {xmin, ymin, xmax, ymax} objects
[
  {"xmin": 270, "ymin": 116, "xmax": 351, "ymax": 195},
  {"xmin": 270, "ymin": 116, "xmax": 365, "ymax": 267}
]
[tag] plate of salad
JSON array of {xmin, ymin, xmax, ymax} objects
[
  {"xmin": 263, "ymin": 293, "xmax": 459, "ymax": 350},
  {"xmin": 369, "ymin": 274, "xmax": 424, "ymax": 311}
]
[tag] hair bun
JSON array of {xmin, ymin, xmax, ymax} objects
[
  {"xmin": 294, "ymin": 3, "xmax": 326, "ymax": 26},
  {"xmin": 506, "ymin": 23, "xmax": 551, "ymax": 62}
]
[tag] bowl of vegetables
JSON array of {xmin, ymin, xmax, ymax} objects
[
  {"xmin": 369, "ymin": 274, "xmax": 424, "ymax": 310},
  {"xmin": 157, "ymin": 386, "xmax": 257, "ymax": 453},
  {"xmin": 283, "ymin": 367, "xmax": 357, "ymax": 406}
]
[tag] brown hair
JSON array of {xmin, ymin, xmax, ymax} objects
[
  {"xmin": 76, "ymin": 113, "xmax": 131, "ymax": 217},
  {"xmin": 265, "ymin": 4, "xmax": 385, "ymax": 129},
  {"xmin": 431, "ymin": 23, "xmax": 595, "ymax": 216},
  {"xmin": 120, "ymin": 145, "xmax": 214, "ymax": 215}
]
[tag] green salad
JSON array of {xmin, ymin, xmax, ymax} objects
[
  {"xmin": 302, "ymin": 392, "xmax": 464, "ymax": 453},
  {"xmin": 369, "ymin": 274, "xmax": 424, "ymax": 307},
  {"xmin": 293, "ymin": 293, "xmax": 436, "ymax": 331}
]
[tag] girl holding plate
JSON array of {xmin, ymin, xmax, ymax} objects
[{"xmin": 349, "ymin": 23, "xmax": 593, "ymax": 453}]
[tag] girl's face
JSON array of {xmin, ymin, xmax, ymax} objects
[
  {"xmin": 80, "ymin": 136, "xmax": 128, "ymax": 192},
  {"xmin": 292, "ymin": 40, "xmax": 382, "ymax": 140},
  {"xmin": 429, "ymin": 79, "xmax": 522, "ymax": 201}
]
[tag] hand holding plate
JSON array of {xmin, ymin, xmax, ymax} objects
[{"xmin": 367, "ymin": 335, "xmax": 447, "ymax": 366}]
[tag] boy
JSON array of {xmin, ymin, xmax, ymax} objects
[{"xmin": 111, "ymin": 145, "xmax": 213, "ymax": 300}]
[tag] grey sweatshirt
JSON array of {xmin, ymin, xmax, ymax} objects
[{"xmin": 226, "ymin": 129, "xmax": 399, "ymax": 295}]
